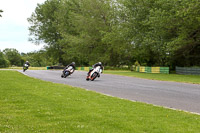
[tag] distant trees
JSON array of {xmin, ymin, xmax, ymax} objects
[
  {"xmin": 0, "ymin": 48, "xmax": 53, "ymax": 68},
  {"xmin": 22, "ymin": 50, "xmax": 53, "ymax": 67},
  {"xmin": 27, "ymin": 0, "xmax": 200, "ymax": 68},
  {"xmin": 3, "ymin": 48, "xmax": 23, "ymax": 66},
  {"xmin": 0, "ymin": 50, "xmax": 9, "ymax": 68},
  {"xmin": 28, "ymin": 0, "xmax": 132, "ymax": 66}
]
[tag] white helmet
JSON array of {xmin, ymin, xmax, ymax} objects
[{"xmin": 98, "ymin": 62, "xmax": 102, "ymax": 65}]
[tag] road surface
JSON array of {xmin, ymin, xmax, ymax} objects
[{"xmin": 19, "ymin": 70, "xmax": 200, "ymax": 114}]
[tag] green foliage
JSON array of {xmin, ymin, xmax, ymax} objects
[
  {"xmin": 3, "ymin": 48, "xmax": 22, "ymax": 66},
  {"xmin": 123, "ymin": 0, "xmax": 200, "ymax": 67},
  {"xmin": 61, "ymin": 0, "xmax": 116, "ymax": 66},
  {"xmin": 27, "ymin": 0, "xmax": 200, "ymax": 68},
  {"xmin": 28, "ymin": 0, "xmax": 65, "ymax": 64},
  {"xmin": 0, "ymin": 51, "xmax": 9, "ymax": 68},
  {"xmin": 22, "ymin": 50, "xmax": 53, "ymax": 67}
]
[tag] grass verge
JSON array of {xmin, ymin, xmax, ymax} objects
[
  {"xmin": 104, "ymin": 70, "xmax": 200, "ymax": 84},
  {"xmin": 0, "ymin": 71, "xmax": 200, "ymax": 132}
]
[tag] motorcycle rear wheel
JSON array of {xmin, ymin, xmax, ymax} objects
[{"xmin": 91, "ymin": 73, "xmax": 97, "ymax": 81}]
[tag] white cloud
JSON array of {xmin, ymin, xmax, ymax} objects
[{"xmin": 0, "ymin": 0, "xmax": 46, "ymax": 53}]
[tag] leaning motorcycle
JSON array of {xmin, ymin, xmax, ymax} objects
[
  {"xmin": 61, "ymin": 66, "xmax": 74, "ymax": 78},
  {"xmin": 23, "ymin": 64, "xmax": 29, "ymax": 72},
  {"xmin": 86, "ymin": 66, "xmax": 102, "ymax": 81}
]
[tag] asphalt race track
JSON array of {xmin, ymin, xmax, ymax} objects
[{"xmin": 19, "ymin": 70, "xmax": 200, "ymax": 114}]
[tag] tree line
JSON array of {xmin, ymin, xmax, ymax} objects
[
  {"xmin": 0, "ymin": 48, "xmax": 52, "ymax": 67},
  {"xmin": 2, "ymin": 0, "xmax": 200, "ymax": 69}
]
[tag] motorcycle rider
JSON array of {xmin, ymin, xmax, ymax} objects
[
  {"xmin": 63, "ymin": 62, "xmax": 76, "ymax": 75},
  {"xmin": 23, "ymin": 61, "xmax": 30, "ymax": 72},
  {"xmin": 87, "ymin": 62, "xmax": 103, "ymax": 78}
]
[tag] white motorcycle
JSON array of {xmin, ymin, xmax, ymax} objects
[
  {"xmin": 61, "ymin": 66, "xmax": 75, "ymax": 78},
  {"xmin": 86, "ymin": 66, "xmax": 102, "ymax": 81}
]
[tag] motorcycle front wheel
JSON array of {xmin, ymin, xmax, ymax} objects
[
  {"xmin": 64, "ymin": 72, "xmax": 70, "ymax": 78},
  {"xmin": 91, "ymin": 73, "xmax": 97, "ymax": 81},
  {"xmin": 23, "ymin": 67, "xmax": 27, "ymax": 72}
]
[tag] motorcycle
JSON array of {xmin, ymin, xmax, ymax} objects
[
  {"xmin": 61, "ymin": 66, "xmax": 75, "ymax": 78},
  {"xmin": 86, "ymin": 66, "xmax": 102, "ymax": 81},
  {"xmin": 23, "ymin": 64, "xmax": 29, "ymax": 72}
]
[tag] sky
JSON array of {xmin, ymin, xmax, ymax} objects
[{"xmin": 0, "ymin": 0, "xmax": 46, "ymax": 53}]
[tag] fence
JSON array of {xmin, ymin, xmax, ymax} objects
[
  {"xmin": 176, "ymin": 67, "xmax": 200, "ymax": 75},
  {"xmin": 136, "ymin": 66, "xmax": 169, "ymax": 74}
]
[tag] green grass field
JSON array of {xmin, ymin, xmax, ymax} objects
[
  {"xmin": 104, "ymin": 70, "xmax": 200, "ymax": 84},
  {"xmin": 0, "ymin": 71, "xmax": 200, "ymax": 132}
]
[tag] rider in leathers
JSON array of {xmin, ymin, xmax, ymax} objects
[
  {"xmin": 87, "ymin": 62, "xmax": 103, "ymax": 78},
  {"xmin": 23, "ymin": 61, "xmax": 30, "ymax": 72},
  {"xmin": 63, "ymin": 62, "xmax": 76, "ymax": 75},
  {"xmin": 24, "ymin": 61, "xmax": 30, "ymax": 67}
]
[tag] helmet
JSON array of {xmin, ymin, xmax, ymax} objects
[
  {"xmin": 98, "ymin": 62, "xmax": 102, "ymax": 65},
  {"xmin": 26, "ymin": 61, "xmax": 29, "ymax": 63},
  {"xmin": 72, "ymin": 62, "xmax": 75, "ymax": 65}
]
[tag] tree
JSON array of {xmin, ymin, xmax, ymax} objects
[
  {"xmin": 28, "ymin": 0, "xmax": 200, "ymax": 68},
  {"xmin": 3, "ymin": 48, "xmax": 22, "ymax": 66},
  {"xmin": 22, "ymin": 50, "xmax": 52, "ymax": 67},
  {"xmin": 119, "ymin": 0, "xmax": 200, "ymax": 67},
  {"xmin": 62, "ymin": 0, "xmax": 118, "ymax": 66},
  {"xmin": 0, "ymin": 50, "xmax": 9, "ymax": 68},
  {"xmin": 28, "ymin": 0, "xmax": 116, "ymax": 66},
  {"xmin": 28, "ymin": 0, "xmax": 64, "ymax": 64},
  {"xmin": 141, "ymin": 0, "xmax": 200, "ymax": 67}
]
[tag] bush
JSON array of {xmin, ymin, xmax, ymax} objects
[
  {"xmin": 3, "ymin": 48, "xmax": 22, "ymax": 66},
  {"xmin": 0, "ymin": 52, "xmax": 9, "ymax": 68}
]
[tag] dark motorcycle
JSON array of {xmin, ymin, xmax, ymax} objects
[{"xmin": 61, "ymin": 66, "xmax": 74, "ymax": 78}]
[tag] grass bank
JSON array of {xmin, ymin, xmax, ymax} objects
[
  {"xmin": 0, "ymin": 71, "xmax": 200, "ymax": 132},
  {"xmin": 104, "ymin": 70, "xmax": 200, "ymax": 84}
]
